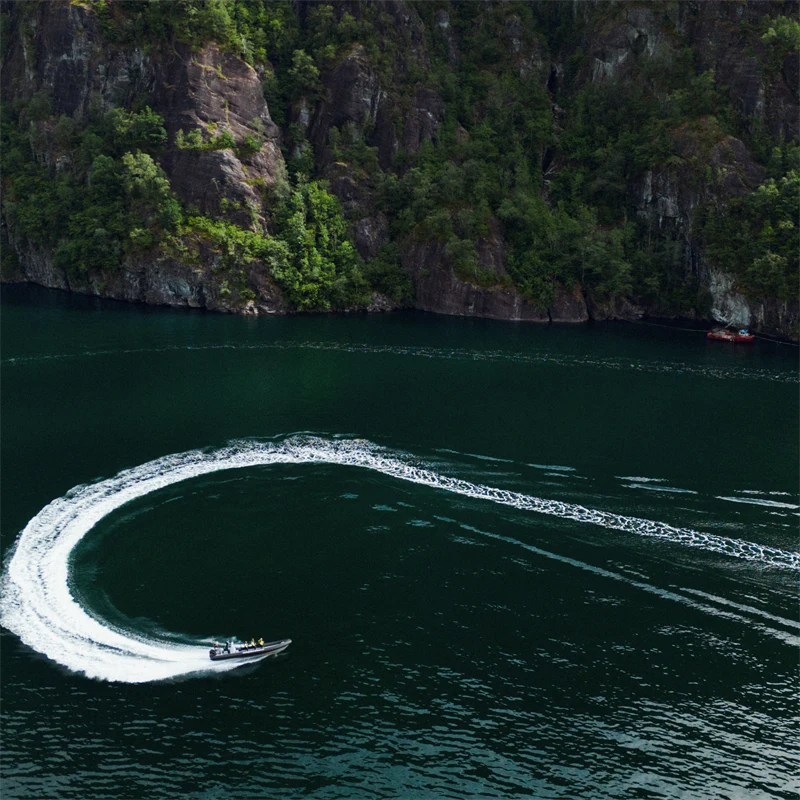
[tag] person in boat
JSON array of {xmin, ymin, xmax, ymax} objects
[
  {"xmin": 250, "ymin": 639, "xmax": 256, "ymax": 647},
  {"xmin": 258, "ymin": 638, "xmax": 264, "ymax": 646}
]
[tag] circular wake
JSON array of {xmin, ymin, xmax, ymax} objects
[{"xmin": 1, "ymin": 436, "xmax": 797, "ymax": 683}]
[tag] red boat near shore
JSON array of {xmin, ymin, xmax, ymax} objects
[{"xmin": 707, "ymin": 327, "xmax": 755, "ymax": 343}]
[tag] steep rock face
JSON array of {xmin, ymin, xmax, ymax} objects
[
  {"xmin": 589, "ymin": 6, "xmax": 663, "ymax": 82},
  {"xmin": 586, "ymin": 2, "xmax": 798, "ymax": 142},
  {"xmin": 4, "ymin": 4, "xmax": 284, "ymax": 218},
  {"xmin": 706, "ymin": 271, "xmax": 800, "ymax": 340},
  {"xmin": 2, "ymin": 2, "xmax": 151, "ymax": 113},
  {"xmin": 2, "ymin": 1, "xmax": 286, "ymax": 312},
  {"xmin": 327, "ymin": 174, "xmax": 389, "ymax": 260},
  {"xmin": 2, "ymin": 242, "xmax": 285, "ymax": 314},
  {"xmin": 371, "ymin": 85, "xmax": 446, "ymax": 168},
  {"xmin": 581, "ymin": 2, "xmax": 797, "ymax": 338},
  {"xmin": 401, "ymin": 87, "xmax": 446, "ymax": 156},
  {"xmin": 685, "ymin": 2, "xmax": 799, "ymax": 142},
  {"xmin": 310, "ymin": 44, "xmax": 383, "ymax": 158},
  {"xmin": 586, "ymin": 295, "xmax": 645, "ymax": 322},
  {"xmin": 308, "ymin": 1, "xmax": 794, "ymax": 335},
  {"xmin": 152, "ymin": 43, "xmax": 283, "ymax": 227},
  {"xmin": 407, "ymin": 239, "xmax": 549, "ymax": 322},
  {"xmin": 380, "ymin": 0, "xmax": 429, "ymax": 70},
  {"xmin": 2, "ymin": 1, "xmax": 797, "ymax": 336},
  {"xmin": 308, "ymin": 41, "xmax": 447, "ymax": 272},
  {"xmin": 634, "ymin": 131, "xmax": 766, "ymax": 280},
  {"xmin": 752, "ymin": 297, "xmax": 800, "ymax": 339},
  {"xmin": 708, "ymin": 268, "xmax": 751, "ymax": 328},
  {"xmin": 404, "ymin": 223, "xmax": 588, "ymax": 323}
]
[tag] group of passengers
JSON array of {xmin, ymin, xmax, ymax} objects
[
  {"xmin": 212, "ymin": 638, "xmax": 265, "ymax": 654},
  {"xmin": 239, "ymin": 638, "xmax": 266, "ymax": 651}
]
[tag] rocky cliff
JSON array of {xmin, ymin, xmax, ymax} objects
[
  {"xmin": 1, "ymin": 1, "xmax": 288, "ymax": 313},
  {"xmin": 1, "ymin": 0, "xmax": 798, "ymax": 337}
]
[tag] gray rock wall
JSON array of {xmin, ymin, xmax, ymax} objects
[
  {"xmin": 2, "ymin": 0, "xmax": 797, "ymax": 338},
  {"xmin": 1, "ymin": 1, "xmax": 287, "ymax": 313}
]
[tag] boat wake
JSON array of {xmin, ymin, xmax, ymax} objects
[
  {"xmin": 1, "ymin": 436, "xmax": 797, "ymax": 683},
  {"xmin": 3, "ymin": 341, "xmax": 797, "ymax": 383}
]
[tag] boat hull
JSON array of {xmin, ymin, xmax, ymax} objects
[
  {"xmin": 707, "ymin": 330, "xmax": 754, "ymax": 343},
  {"xmin": 209, "ymin": 639, "xmax": 292, "ymax": 661}
]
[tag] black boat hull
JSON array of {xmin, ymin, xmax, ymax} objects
[{"xmin": 209, "ymin": 639, "xmax": 291, "ymax": 661}]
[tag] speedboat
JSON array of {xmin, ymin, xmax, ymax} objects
[{"xmin": 209, "ymin": 638, "xmax": 292, "ymax": 661}]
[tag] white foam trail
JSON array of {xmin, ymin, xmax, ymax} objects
[
  {"xmin": 737, "ymin": 490, "xmax": 794, "ymax": 497},
  {"xmin": 1, "ymin": 436, "xmax": 798, "ymax": 684},
  {"xmin": 679, "ymin": 588, "xmax": 800, "ymax": 631},
  {"xmin": 623, "ymin": 483, "xmax": 698, "ymax": 495},
  {"xmin": 716, "ymin": 496, "xmax": 800, "ymax": 510}
]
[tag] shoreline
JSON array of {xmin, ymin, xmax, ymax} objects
[{"xmin": 3, "ymin": 280, "xmax": 798, "ymax": 346}]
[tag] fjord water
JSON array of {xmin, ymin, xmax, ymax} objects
[{"xmin": 1, "ymin": 286, "xmax": 798, "ymax": 799}]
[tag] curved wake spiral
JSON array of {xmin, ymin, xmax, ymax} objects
[{"xmin": 1, "ymin": 436, "xmax": 797, "ymax": 683}]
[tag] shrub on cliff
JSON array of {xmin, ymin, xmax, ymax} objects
[
  {"xmin": 761, "ymin": 15, "xmax": 800, "ymax": 71},
  {"xmin": 701, "ymin": 169, "xmax": 800, "ymax": 302},
  {"xmin": 1, "ymin": 103, "xmax": 180, "ymax": 274},
  {"xmin": 184, "ymin": 178, "xmax": 367, "ymax": 311},
  {"xmin": 269, "ymin": 179, "xmax": 368, "ymax": 310},
  {"xmin": 53, "ymin": 151, "xmax": 182, "ymax": 273}
]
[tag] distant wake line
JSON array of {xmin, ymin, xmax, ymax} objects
[
  {"xmin": 1, "ymin": 436, "xmax": 797, "ymax": 684},
  {"xmin": 3, "ymin": 341, "xmax": 796, "ymax": 383}
]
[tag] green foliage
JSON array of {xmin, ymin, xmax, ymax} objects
[
  {"xmin": 5, "ymin": 0, "xmax": 796, "ymax": 317},
  {"xmin": 761, "ymin": 15, "xmax": 800, "ymax": 71},
  {"xmin": 26, "ymin": 90, "xmax": 52, "ymax": 122},
  {"xmin": 701, "ymin": 170, "xmax": 799, "ymax": 302},
  {"xmin": 175, "ymin": 126, "xmax": 238, "ymax": 151},
  {"xmin": 288, "ymin": 49, "xmax": 321, "ymax": 99},
  {"xmin": 238, "ymin": 133, "xmax": 264, "ymax": 157},
  {"xmin": 372, "ymin": 4, "xmax": 695, "ymax": 303},
  {"xmin": 183, "ymin": 178, "xmax": 367, "ymax": 310},
  {"xmin": 361, "ymin": 243, "xmax": 414, "ymax": 306},
  {"xmin": 3, "ymin": 98, "xmax": 366, "ymax": 309},
  {"xmin": 175, "ymin": 125, "xmax": 265, "ymax": 157},
  {"xmin": 766, "ymin": 141, "xmax": 800, "ymax": 179},
  {"xmin": 184, "ymin": 214, "xmax": 289, "ymax": 271},
  {"xmin": 504, "ymin": 200, "xmax": 633, "ymax": 307},
  {"xmin": 99, "ymin": 0, "xmax": 299, "ymax": 64},
  {"xmin": 104, "ymin": 106, "xmax": 167, "ymax": 153},
  {"xmin": 1, "ymin": 102, "xmax": 180, "ymax": 274},
  {"xmin": 269, "ymin": 178, "xmax": 367, "ymax": 310}
]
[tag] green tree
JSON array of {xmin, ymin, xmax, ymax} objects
[
  {"xmin": 271, "ymin": 179, "xmax": 366, "ymax": 309},
  {"xmin": 288, "ymin": 49, "xmax": 321, "ymax": 98},
  {"xmin": 761, "ymin": 15, "xmax": 800, "ymax": 70}
]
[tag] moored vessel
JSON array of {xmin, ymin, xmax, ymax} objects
[{"xmin": 707, "ymin": 327, "xmax": 755, "ymax": 343}]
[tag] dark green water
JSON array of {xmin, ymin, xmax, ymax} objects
[{"xmin": 1, "ymin": 285, "xmax": 798, "ymax": 799}]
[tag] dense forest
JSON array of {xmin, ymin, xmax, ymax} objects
[{"xmin": 1, "ymin": 1, "xmax": 798, "ymax": 334}]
